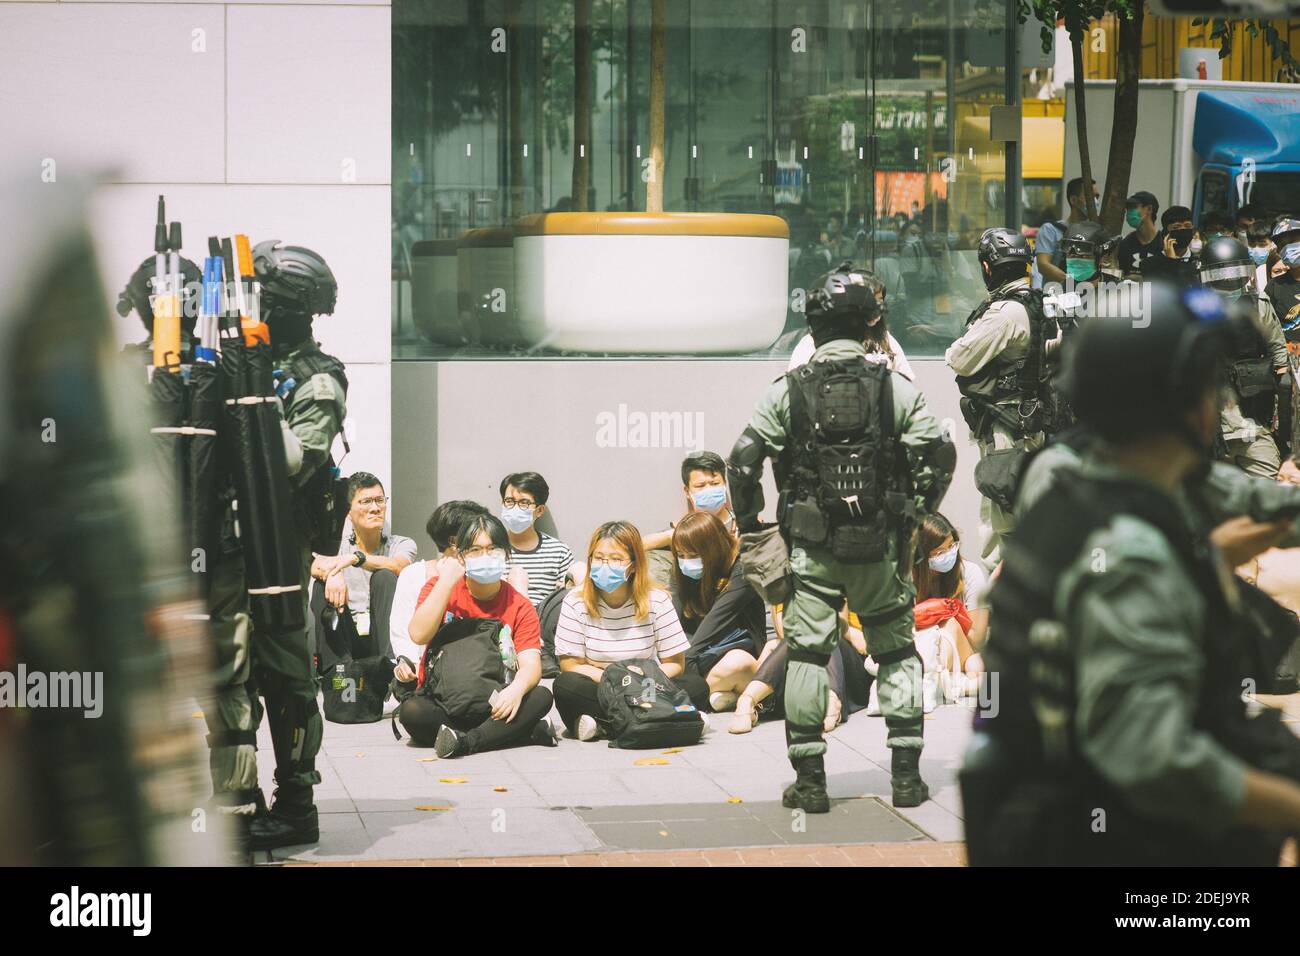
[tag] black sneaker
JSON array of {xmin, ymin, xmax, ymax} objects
[
  {"xmin": 435, "ymin": 724, "xmax": 465, "ymax": 759},
  {"xmin": 248, "ymin": 805, "xmax": 319, "ymax": 851},
  {"xmin": 531, "ymin": 719, "xmax": 559, "ymax": 748}
]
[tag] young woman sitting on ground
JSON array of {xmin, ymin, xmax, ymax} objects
[
  {"xmin": 670, "ymin": 512, "xmax": 767, "ymax": 713},
  {"xmin": 910, "ymin": 513, "xmax": 988, "ymax": 700},
  {"xmin": 553, "ymin": 520, "xmax": 709, "ymax": 741}
]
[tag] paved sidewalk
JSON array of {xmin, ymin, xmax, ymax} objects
[{"xmin": 251, "ymin": 696, "xmax": 977, "ymax": 864}]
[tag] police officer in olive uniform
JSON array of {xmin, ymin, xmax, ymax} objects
[
  {"xmin": 946, "ymin": 228, "xmax": 1058, "ymax": 564},
  {"xmin": 727, "ymin": 262, "xmax": 955, "ymax": 812},
  {"xmin": 1200, "ymin": 236, "xmax": 1289, "ymax": 478},
  {"xmin": 962, "ymin": 281, "xmax": 1300, "ymax": 865},
  {"xmin": 238, "ymin": 241, "xmax": 348, "ymax": 851}
]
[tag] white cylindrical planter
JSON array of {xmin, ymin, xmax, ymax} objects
[
  {"xmin": 514, "ymin": 212, "xmax": 789, "ymax": 354},
  {"xmin": 410, "ymin": 239, "xmax": 460, "ymax": 345}
]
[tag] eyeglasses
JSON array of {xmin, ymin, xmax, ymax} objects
[
  {"xmin": 355, "ymin": 496, "xmax": 388, "ymax": 509},
  {"xmin": 461, "ymin": 546, "xmax": 507, "ymax": 560},
  {"xmin": 590, "ymin": 556, "xmax": 631, "ymax": 569},
  {"xmin": 502, "ymin": 497, "xmax": 537, "ymax": 509}
]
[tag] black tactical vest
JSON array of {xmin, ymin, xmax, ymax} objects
[
  {"xmin": 775, "ymin": 357, "xmax": 911, "ymax": 564},
  {"xmin": 963, "ymin": 469, "xmax": 1296, "ymax": 866},
  {"xmin": 275, "ymin": 346, "xmax": 350, "ymax": 553},
  {"xmin": 955, "ymin": 287, "xmax": 1058, "ymax": 439}
]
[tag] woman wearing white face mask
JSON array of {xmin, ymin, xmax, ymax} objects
[
  {"xmin": 905, "ymin": 514, "xmax": 988, "ymax": 704},
  {"xmin": 402, "ymin": 514, "xmax": 557, "ymax": 756}
]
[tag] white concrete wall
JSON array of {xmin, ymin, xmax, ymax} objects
[{"xmin": 0, "ymin": 0, "xmax": 392, "ymax": 486}]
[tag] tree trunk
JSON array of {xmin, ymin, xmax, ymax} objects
[
  {"xmin": 646, "ymin": 0, "xmax": 667, "ymax": 212},
  {"xmin": 1071, "ymin": 29, "xmax": 1097, "ymax": 222},
  {"xmin": 1101, "ymin": 5, "xmax": 1143, "ymax": 235},
  {"xmin": 571, "ymin": 0, "xmax": 592, "ymax": 211}
]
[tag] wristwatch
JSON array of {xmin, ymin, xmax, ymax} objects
[{"xmin": 352, "ymin": 550, "xmax": 366, "ymax": 568}]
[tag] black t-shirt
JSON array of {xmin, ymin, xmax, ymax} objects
[
  {"xmin": 1266, "ymin": 273, "xmax": 1300, "ymax": 341},
  {"xmin": 1117, "ymin": 230, "xmax": 1163, "ymax": 275},
  {"xmin": 672, "ymin": 558, "xmax": 767, "ymax": 657}
]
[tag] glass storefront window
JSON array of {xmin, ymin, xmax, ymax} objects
[{"xmin": 393, "ymin": 0, "xmax": 1014, "ymax": 360}]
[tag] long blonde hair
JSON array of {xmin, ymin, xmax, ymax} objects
[{"xmin": 582, "ymin": 520, "xmax": 659, "ymax": 621}]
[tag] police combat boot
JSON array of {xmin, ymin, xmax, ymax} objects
[
  {"xmin": 249, "ymin": 788, "xmax": 319, "ymax": 851},
  {"xmin": 891, "ymin": 748, "xmax": 930, "ymax": 808},
  {"xmin": 782, "ymin": 755, "xmax": 831, "ymax": 814}
]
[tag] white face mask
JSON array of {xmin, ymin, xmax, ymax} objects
[
  {"xmin": 927, "ymin": 546, "xmax": 959, "ymax": 574},
  {"xmin": 1189, "ymin": 237, "xmax": 1204, "ymax": 256}
]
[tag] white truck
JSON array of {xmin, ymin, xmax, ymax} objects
[{"xmin": 1062, "ymin": 78, "xmax": 1300, "ymax": 223}]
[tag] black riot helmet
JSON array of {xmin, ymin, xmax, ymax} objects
[
  {"xmin": 1060, "ymin": 282, "xmax": 1236, "ymax": 445},
  {"xmin": 252, "ymin": 241, "xmax": 338, "ymax": 317},
  {"xmin": 1197, "ymin": 235, "xmax": 1255, "ymax": 297},
  {"xmin": 1270, "ymin": 216, "xmax": 1300, "ymax": 246},
  {"xmin": 1060, "ymin": 221, "xmax": 1110, "ymax": 282},
  {"xmin": 805, "ymin": 260, "xmax": 882, "ymax": 347},
  {"xmin": 976, "ymin": 227, "xmax": 1032, "ymax": 290},
  {"xmin": 116, "ymin": 255, "xmax": 202, "ymax": 332}
]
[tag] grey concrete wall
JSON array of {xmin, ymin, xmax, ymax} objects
[{"xmin": 390, "ymin": 357, "xmax": 980, "ymax": 561}]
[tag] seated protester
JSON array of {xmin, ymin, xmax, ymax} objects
[
  {"xmin": 786, "ymin": 269, "xmax": 915, "ymax": 380},
  {"xmin": 553, "ymin": 520, "xmax": 709, "ymax": 740},
  {"xmin": 911, "ymin": 513, "xmax": 988, "ymax": 701},
  {"xmin": 669, "ymin": 512, "xmax": 767, "ymax": 712},
  {"xmin": 310, "ymin": 472, "xmax": 417, "ymax": 669},
  {"xmin": 403, "ymin": 514, "xmax": 558, "ymax": 756},
  {"xmin": 1139, "ymin": 205, "xmax": 1200, "ymax": 287},
  {"xmin": 498, "ymin": 471, "xmax": 577, "ymax": 606},
  {"xmin": 729, "ymin": 603, "xmax": 869, "ymax": 735},
  {"xmin": 642, "ymin": 451, "xmax": 737, "ymax": 585},
  {"xmin": 390, "ymin": 499, "xmax": 488, "ymax": 687}
]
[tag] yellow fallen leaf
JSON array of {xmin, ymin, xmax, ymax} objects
[
  {"xmin": 493, "ymin": 787, "xmax": 508, "ymax": 792},
  {"xmin": 417, "ymin": 757, "xmax": 438, "ymax": 762},
  {"xmin": 439, "ymin": 777, "xmax": 468, "ymax": 784},
  {"xmin": 658, "ymin": 830, "xmax": 669, "ymax": 837},
  {"xmin": 191, "ymin": 711, "xmax": 204, "ymax": 719},
  {"xmin": 633, "ymin": 757, "xmax": 670, "ymax": 766},
  {"xmin": 415, "ymin": 805, "xmax": 453, "ymax": 812},
  {"xmin": 661, "ymin": 748, "xmax": 684, "ymax": 754},
  {"xmin": 726, "ymin": 797, "xmax": 743, "ymax": 804},
  {"xmin": 356, "ymin": 752, "xmax": 366, "ymax": 757}
]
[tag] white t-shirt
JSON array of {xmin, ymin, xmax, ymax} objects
[
  {"xmin": 389, "ymin": 559, "xmax": 428, "ymax": 664},
  {"xmin": 961, "ymin": 557, "xmax": 990, "ymax": 611},
  {"xmin": 787, "ymin": 332, "xmax": 915, "ymax": 381},
  {"xmin": 554, "ymin": 588, "xmax": 690, "ymax": 663}
]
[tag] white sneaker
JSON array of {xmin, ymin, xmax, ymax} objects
[
  {"xmin": 709, "ymin": 691, "xmax": 738, "ymax": 712},
  {"xmin": 866, "ymin": 680, "xmax": 882, "ymax": 716},
  {"xmin": 576, "ymin": 714, "xmax": 604, "ymax": 742}
]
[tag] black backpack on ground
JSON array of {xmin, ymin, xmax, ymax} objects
[
  {"xmin": 321, "ymin": 655, "xmax": 395, "ymax": 724},
  {"xmin": 596, "ymin": 659, "xmax": 704, "ymax": 750},
  {"xmin": 536, "ymin": 588, "xmax": 568, "ymax": 679}
]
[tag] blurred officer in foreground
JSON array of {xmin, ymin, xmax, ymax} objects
[
  {"xmin": 0, "ymin": 171, "xmax": 219, "ymax": 864},
  {"xmin": 962, "ymin": 281, "xmax": 1300, "ymax": 865},
  {"xmin": 727, "ymin": 262, "xmax": 955, "ymax": 811}
]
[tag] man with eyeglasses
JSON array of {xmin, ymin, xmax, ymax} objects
[{"xmin": 310, "ymin": 472, "xmax": 417, "ymax": 673}]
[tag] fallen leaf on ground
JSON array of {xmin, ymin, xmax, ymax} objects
[
  {"xmin": 661, "ymin": 748, "xmax": 683, "ymax": 754},
  {"xmin": 415, "ymin": 806, "xmax": 453, "ymax": 812},
  {"xmin": 355, "ymin": 752, "xmax": 366, "ymax": 757},
  {"xmin": 439, "ymin": 777, "xmax": 468, "ymax": 784},
  {"xmin": 417, "ymin": 757, "xmax": 438, "ymax": 762},
  {"xmin": 633, "ymin": 757, "xmax": 670, "ymax": 766},
  {"xmin": 727, "ymin": 797, "xmax": 743, "ymax": 804},
  {"xmin": 191, "ymin": 711, "xmax": 204, "ymax": 719},
  {"xmin": 493, "ymin": 787, "xmax": 508, "ymax": 792}
]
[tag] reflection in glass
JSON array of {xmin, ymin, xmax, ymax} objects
[{"xmin": 393, "ymin": 0, "xmax": 1013, "ymax": 360}]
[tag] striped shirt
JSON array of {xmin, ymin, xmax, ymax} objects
[
  {"xmin": 508, "ymin": 532, "xmax": 575, "ymax": 607},
  {"xmin": 554, "ymin": 588, "xmax": 689, "ymax": 663}
]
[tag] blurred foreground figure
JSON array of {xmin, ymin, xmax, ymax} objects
[
  {"xmin": 0, "ymin": 171, "xmax": 223, "ymax": 865},
  {"xmin": 962, "ymin": 281, "xmax": 1300, "ymax": 866}
]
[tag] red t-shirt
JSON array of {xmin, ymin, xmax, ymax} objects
[{"xmin": 414, "ymin": 576, "xmax": 542, "ymax": 685}]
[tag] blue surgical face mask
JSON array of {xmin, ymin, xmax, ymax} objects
[
  {"xmin": 1249, "ymin": 247, "xmax": 1271, "ymax": 266},
  {"xmin": 464, "ymin": 553, "xmax": 507, "ymax": 584},
  {"xmin": 590, "ymin": 563, "xmax": 628, "ymax": 593},
  {"xmin": 500, "ymin": 506, "xmax": 534, "ymax": 534},
  {"xmin": 1282, "ymin": 242, "xmax": 1300, "ymax": 267},
  {"xmin": 928, "ymin": 546, "xmax": 959, "ymax": 574},
  {"xmin": 677, "ymin": 556, "xmax": 705, "ymax": 580},
  {"xmin": 692, "ymin": 486, "xmax": 728, "ymax": 513},
  {"xmin": 1065, "ymin": 257, "xmax": 1096, "ymax": 282}
]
